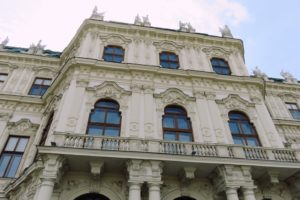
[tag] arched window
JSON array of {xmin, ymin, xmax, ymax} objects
[
  {"xmin": 162, "ymin": 105, "xmax": 193, "ymax": 142},
  {"xmin": 103, "ymin": 45, "xmax": 124, "ymax": 63},
  {"xmin": 74, "ymin": 193, "xmax": 110, "ymax": 200},
  {"xmin": 159, "ymin": 51, "xmax": 179, "ymax": 69},
  {"xmin": 211, "ymin": 58, "xmax": 231, "ymax": 75},
  {"xmin": 228, "ymin": 111, "xmax": 260, "ymax": 146},
  {"xmin": 86, "ymin": 99, "xmax": 121, "ymax": 137}
]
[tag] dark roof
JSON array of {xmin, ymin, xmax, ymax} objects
[{"xmin": 1, "ymin": 46, "xmax": 61, "ymax": 58}]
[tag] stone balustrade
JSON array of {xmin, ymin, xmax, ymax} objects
[{"xmin": 53, "ymin": 132, "xmax": 300, "ymax": 163}]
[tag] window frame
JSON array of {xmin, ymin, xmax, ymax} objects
[
  {"xmin": 0, "ymin": 136, "xmax": 29, "ymax": 178},
  {"xmin": 159, "ymin": 51, "xmax": 180, "ymax": 69},
  {"xmin": 228, "ymin": 111, "xmax": 261, "ymax": 147},
  {"xmin": 86, "ymin": 99, "xmax": 122, "ymax": 137},
  {"xmin": 162, "ymin": 105, "xmax": 193, "ymax": 142},
  {"xmin": 28, "ymin": 77, "xmax": 52, "ymax": 96},
  {"xmin": 286, "ymin": 102, "xmax": 300, "ymax": 120},
  {"xmin": 210, "ymin": 57, "xmax": 231, "ymax": 75},
  {"xmin": 102, "ymin": 45, "xmax": 125, "ymax": 63}
]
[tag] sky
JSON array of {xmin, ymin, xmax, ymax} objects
[{"xmin": 0, "ymin": 0, "xmax": 299, "ymax": 79}]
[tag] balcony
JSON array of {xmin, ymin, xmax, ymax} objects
[{"xmin": 47, "ymin": 132, "xmax": 300, "ymax": 165}]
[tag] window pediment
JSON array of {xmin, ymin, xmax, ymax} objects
[
  {"xmin": 32, "ymin": 66, "xmax": 57, "ymax": 77},
  {"xmin": 278, "ymin": 93, "xmax": 299, "ymax": 102},
  {"xmin": 7, "ymin": 119, "xmax": 39, "ymax": 135},
  {"xmin": 153, "ymin": 40, "xmax": 184, "ymax": 52},
  {"xmin": 216, "ymin": 94, "xmax": 255, "ymax": 111},
  {"xmin": 202, "ymin": 47, "xmax": 232, "ymax": 60},
  {"xmin": 100, "ymin": 34, "xmax": 132, "ymax": 46}
]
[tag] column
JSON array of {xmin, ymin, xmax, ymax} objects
[
  {"xmin": 148, "ymin": 182, "xmax": 161, "ymax": 200},
  {"xmin": 34, "ymin": 178, "xmax": 55, "ymax": 200},
  {"xmin": 128, "ymin": 182, "xmax": 142, "ymax": 200},
  {"xmin": 143, "ymin": 85, "xmax": 155, "ymax": 139},
  {"xmin": 242, "ymin": 187, "xmax": 256, "ymax": 200},
  {"xmin": 225, "ymin": 187, "xmax": 239, "ymax": 200},
  {"xmin": 129, "ymin": 84, "xmax": 142, "ymax": 137}
]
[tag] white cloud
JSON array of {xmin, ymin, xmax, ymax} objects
[{"xmin": 0, "ymin": 0, "xmax": 249, "ymax": 51}]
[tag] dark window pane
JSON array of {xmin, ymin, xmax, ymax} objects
[
  {"xmin": 87, "ymin": 125, "xmax": 103, "ymax": 136},
  {"xmin": 0, "ymin": 154, "xmax": 11, "ymax": 177},
  {"xmin": 105, "ymin": 47, "xmax": 114, "ymax": 53},
  {"xmin": 15, "ymin": 138, "xmax": 28, "ymax": 152},
  {"xmin": 106, "ymin": 112, "xmax": 121, "ymax": 124},
  {"xmin": 104, "ymin": 127, "xmax": 119, "ymax": 137},
  {"xmin": 160, "ymin": 61, "xmax": 169, "ymax": 68},
  {"xmin": 229, "ymin": 122, "xmax": 240, "ymax": 134},
  {"xmin": 114, "ymin": 56, "xmax": 124, "ymax": 63},
  {"xmin": 5, "ymin": 138, "xmax": 18, "ymax": 151},
  {"xmin": 241, "ymin": 122, "xmax": 253, "ymax": 135},
  {"xmin": 0, "ymin": 74, "xmax": 8, "ymax": 82},
  {"xmin": 160, "ymin": 54, "xmax": 168, "ymax": 60},
  {"xmin": 247, "ymin": 138, "xmax": 259, "ymax": 147},
  {"xmin": 163, "ymin": 117, "xmax": 175, "ymax": 128},
  {"xmin": 177, "ymin": 117, "xmax": 189, "ymax": 129},
  {"xmin": 34, "ymin": 79, "xmax": 43, "ymax": 84},
  {"xmin": 233, "ymin": 137, "xmax": 244, "ymax": 145},
  {"xmin": 103, "ymin": 46, "xmax": 124, "ymax": 63},
  {"xmin": 164, "ymin": 132, "xmax": 176, "ymax": 141},
  {"xmin": 179, "ymin": 133, "xmax": 192, "ymax": 142},
  {"xmin": 169, "ymin": 54, "xmax": 178, "ymax": 61},
  {"xmin": 96, "ymin": 101, "xmax": 119, "ymax": 109},
  {"xmin": 90, "ymin": 110, "xmax": 105, "ymax": 123},
  {"xmin": 103, "ymin": 55, "xmax": 113, "ymax": 62},
  {"xmin": 40, "ymin": 87, "xmax": 48, "ymax": 95},
  {"xmin": 165, "ymin": 107, "xmax": 185, "ymax": 114},
  {"xmin": 170, "ymin": 62, "xmax": 179, "ymax": 69},
  {"xmin": 6, "ymin": 155, "xmax": 22, "ymax": 178},
  {"xmin": 29, "ymin": 86, "xmax": 41, "ymax": 95},
  {"xmin": 290, "ymin": 110, "xmax": 300, "ymax": 119},
  {"xmin": 114, "ymin": 48, "xmax": 124, "ymax": 55}
]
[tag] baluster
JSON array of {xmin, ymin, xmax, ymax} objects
[{"xmin": 78, "ymin": 138, "xmax": 83, "ymax": 148}]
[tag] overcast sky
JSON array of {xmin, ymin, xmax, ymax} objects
[{"xmin": 0, "ymin": 0, "xmax": 299, "ymax": 79}]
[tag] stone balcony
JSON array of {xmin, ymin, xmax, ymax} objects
[{"xmin": 49, "ymin": 132, "xmax": 300, "ymax": 164}]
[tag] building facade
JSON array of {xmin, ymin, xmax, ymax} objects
[{"xmin": 0, "ymin": 10, "xmax": 299, "ymax": 200}]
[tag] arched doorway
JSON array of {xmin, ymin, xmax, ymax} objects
[
  {"xmin": 74, "ymin": 193, "xmax": 110, "ymax": 200},
  {"xmin": 174, "ymin": 197, "xmax": 196, "ymax": 200}
]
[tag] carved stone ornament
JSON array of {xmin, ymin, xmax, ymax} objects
[
  {"xmin": 153, "ymin": 40, "xmax": 184, "ymax": 53},
  {"xmin": 154, "ymin": 88, "xmax": 196, "ymax": 112},
  {"xmin": 127, "ymin": 160, "xmax": 163, "ymax": 183},
  {"xmin": 278, "ymin": 92, "xmax": 299, "ymax": 103},
  {"xmin": 252, "ymin": 66, "xmax": 269, "ymax": 81},
  {"xmin": 0, "ymin": 36, "xmax": 9, "ymax": 49},
  {"xmin": 7, "ymin": 119, "xmax": 39, "ymax": 136},
  {"xmin": 216, "ymin": 94, "xmax": 255, "ymax": 112},
  {"xmin": 0, "ymin": 61, "xmax": 19, "ymax": 73},
  {"xmin": 90, "ymin": 6, "xmax": 105, "ymax": 20},
  {"xmin": 280, "ymin": 70, "xmax": 298, "ymax": 84},
  {"xmin": 100, "ymin": 34, "xmax": 132, "ymax": 46},
  {"xmin": 202, "ymin": 46, "xmax": 233, "ymax": 60}
]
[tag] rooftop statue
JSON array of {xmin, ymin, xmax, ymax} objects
[
  {"xmin": 252, "ymin": 66, "xmax": 268, "ymax": 81},
  {"xmin": 281, "ymin": 70, "xmax": 298, "ymax": 84},
  {"xmin": 27, "ymin": 40, "xmax": 46, "ymax": 55},
  {"xmin": 219, "ymin": 25, "xmax": 233, "ymax": 38},
  {"xmin": 179, "ymin": 21, "xmax": 195, "ymax": 33},
  {"xmin": 187, "ymin": 23, "xmax": 195, "ymax": 33},
  {"xmin": 134, "ymin": 14, "xmax": 142, "ymax": 25},
  {"xmin": 142, "ymin": 15, "xmax": 151, "ymax": 26},
  {"xmin": 0, "ymin": 37, "xmax": 9, "ymax": 50},
  {"xmin": 90, "ymin": 6, "xmax": 105, "ymax": 21}
]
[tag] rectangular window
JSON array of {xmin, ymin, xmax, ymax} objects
[
  {"xmin": 286, "ymin": 103, "xmax": 300, "ymax": 120},
  {"xmin": 29, "ymin": 78, "xmax": 52, "ymax": 96},
  {"xmin": 0, "ymin": 136, "xmax": 29, "ymax": 178},
  {"xmin": 0, "ymin": 73, "xmax": 8, "ymax": 83}
]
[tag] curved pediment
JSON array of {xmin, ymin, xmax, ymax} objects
[
  {"xmin": 7, "ymin": 119, "xmax": 39, "ymax": 135},
  {"xmin": 32, "ymin": 66, "xmax": 58, "ymax": 76},
  {"xmin": 202, "ymin": 46, "xmax": 233, "ymax": 59},
  {"xmin": 278, "ymin": 92, "xmax": 300, "ymax": 102},
  {"xmin": 154, "ymin": 88, "xmax": 195, "ymax": 106},
  {"xmin": 153, "ymin": 40, "xmax": 184, "ymax": 52},
  {"xmin": 216, "ymin": 94, "xmax": 255, "ymax": 111},
  {"xmin": 100, "ymin": 34, "xmax": 132, "ymax": 45},
  {"xmin": 87, "ymin": 81, "xmax": 131, "ymax": 99}
]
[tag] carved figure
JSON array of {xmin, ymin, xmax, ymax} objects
[
  {"xmin": 187, "ymin": 23, "xmax": 195, "ymax": 32},
  {"xmin": 134, "ymin": 14, "xmax": 142, "ymax": 25},
  {"xmin": 179, "ymin": 21, "xmax": 195, "ymax": 32},
  {"xmin": 253, "ymin": 66, "xmax": 268, "ymax": 80},
  {"xmin": 281, "ymin": 70, "xmax": 298, "ymax": 84},
  {"xmin": 142, "ymin": 15, "xmax": 151, "ymax": 26},
  {"xmin": 0, "ymin": 36, "xmax": 9, "ymax": 50},
  {"xmin": 219, "ymin": 25, "xmax": 233, "ymax": 38},
  {"xmin": 27, "ymin": 40, "xmax": 46, "ymax": 55},
  {"xmin": 90, "ymin": 6, "xmax": 105, "ymax": 20}
]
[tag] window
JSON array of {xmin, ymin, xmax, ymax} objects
[
  {"xmin": 228, "ymin": 111, "xmax": 260, "ymax": 147},
  {"xmin": 162, "ymin": 105, "xmax": 193, "ymax": 142},
  {"xmin": 28, "ymin": 78, "xmax": 52, "ymax": 96},
  {"xmin": 40, "ymin": 112, "xmax": 54, "ymax": 145},
  {"xmin": 86, "ymin": 99, "xmax": 121, "ymax": 137},
  {"xmin": 103, "ymin": 45, "xmax": 124, "ymax": 63},
  {"xmin": 286, "ymin": 103, "xmax": 300, "ymax": 120},
  {"xmin": 211, "ymin": 58, "xmax": 231, "ymax": 75},
  {"xmin": 0, "ymin": 136, "xmax": 29, "ymax": 178},
  {"xmin": 159, "ymin": 52, "xmax": 179, "ymax": 69},
  {"xmin": 0, "ymin": 73, "xmax": 8, "ymax": 83}
]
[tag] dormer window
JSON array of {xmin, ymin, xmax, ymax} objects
[
  {"xmin": 103, "ymin": 45, "xmax": 124, "ymax": 63},
  {"xmin": 159, "ymin": 52, "xmax": 179, "ymax": 69},
  {"xmin": 211, "ymin": 58, "xmax": 231, "ymax": 75}
]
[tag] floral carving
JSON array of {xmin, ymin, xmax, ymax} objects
[
  {"xmin": 7, "ymin": 118, "xmax": 39, "ymax": 135},
  {"xmin": 202, "ymin": 46, "xmax": 233, "ymax": 60}
]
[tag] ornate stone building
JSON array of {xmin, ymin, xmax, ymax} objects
[{"xmin": 0, "ymin": 9, "xmax": 299, "ymax": 200}]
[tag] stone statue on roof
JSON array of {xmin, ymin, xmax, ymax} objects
[
  {"xmin": 219, "ymin": 25, "xmax": 233, "ymax": 38},
  {"xmin": 281, "ymin": 70, "xmax": 298, "ymax": 84},
  {"xmin": 0, "ymin": 37, "xmax": 9, "ymax": 50},
  {"xmin": 90, "ymin": 6, "xmax": 105, "ymax": 21},
  {"xmin": 142, "ymin": 15, "xmax": 151, "ymax": 26},
  {"xmin": 179, "ymin": 21, "xmax": 195, "ymax": 33},
  {"xmin": 27, "ymin": 40, "xmax": 46, "ymax": 55},
  {"xmin": 134, "ymin": 14, "xmax": 142, "ymax": 25},
  {"xmin": 253, "ymin": 66, "xmax": 268, "ymax": 81},
  {"xmin": 187, "ymin": 23, "xmax": 195, "ymax": 33}
]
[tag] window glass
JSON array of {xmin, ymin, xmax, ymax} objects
[
  {"xmin": 103, "ymin": 46, "xmax": 124, "ymax": 63},
  {"xmin": 241, "ymin": 122, "xmax": 253, "ymax": 135},
  {"xmin": 177, "ymin": 117, "xmax": 189, "ymax": 129},
  {"xmin": 0, "ymin": 154, "xmax": 11, "ymax": 177},
  {"xmin": 233, "ymin": 137, "xmax": 244, "ymax": 145},
  {"xmin": 246, "ymin": 138, "xmax": 259, "ymax": 147},
  {"xmin": 90, "ymin": 110, "xmax": 105, "ymax": 123},
  {"xmin": 6, "ymin": 155, "xmax": 22, "ymax": 178},
  {"xmin": 290, "ymin": 110, "xmax": 300, "ymax": 119},
  {"xmin": 16, "ymin": 138, "xmax": 28, "ymax": 152},
  {"xmin": 5, "ymin": 137, "xmax": 18, "ymax": 151},
  {"xmin": 229, "ymin": 122, "xmax": 240, "ymax": 134},
  {"xmin": 35, "ymin": 79, "xmax": 43, "ymax": 84},
  {"xmin": 44, "ymin": 79, "xmax": 52, "ymax": 86},
  {"xmin": 106, "ymin": 112, "xmax": 121, "ymax": 124},
  {"xmin": 179, "ymin": 133, "xmax": 192, "ymax": 142},
  {"xmin": 163, "ymin": 117, "xmax": 175, "ymax": 128},
  {"xmin": 0, "ymin": 74, "xmax": 8, "ymax": 82},
  {"xmin": 87, "ymin": 125, "xmax": 103, "ymax": 136},
  {"xmin": 160, "ymin": 52, "xmax": 179, "ymax": 69},
  {"xmin": 164, "ymin": 132, "xmax": 177, "ymax": 141},
  {"xmin": 29, "ymin": 78, "xmax": 51, "ymax": 96},
  {"xmin": 211, "ymin": 58, "xmax": 231, "ymax": 75},
  {"xmin": 104, "ymin": 127, "xmax": 120, "ymax": 137}
]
